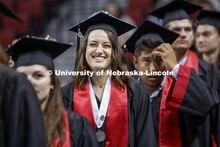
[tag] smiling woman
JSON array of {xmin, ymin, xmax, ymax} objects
[
  {"xmin": 62, "ymin": 11, "xmax": 156, "ymax": 147},
  {"xmin": 86, "ymin": 29, "xmax": 112, "ymax": 72},
  {"xmin": 74, "ymin": 28, "xmax": 130, "ymax": 89}
]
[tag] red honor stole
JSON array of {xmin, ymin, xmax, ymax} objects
[
  {"xmin": 159, "ymin": 51, "xmax": 196, "ymax": 146},
  {"xmin": 185, "ymin": 50, "xmax": 199, "ymax": 74},
  {"xmin": 73, "ymin": 79, "xmax": 128, "ymax": 147},
  {"xmin": 52, "ymin": 109, "xmax": 71, "ymax": 147}
]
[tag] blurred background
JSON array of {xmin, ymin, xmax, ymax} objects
[{"xmin": 0, "ymin": 0, "xmax": 219, "ymax": 83}]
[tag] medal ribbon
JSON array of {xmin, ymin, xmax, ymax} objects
[
  {"xmin": 88, "ymin": 76, "xmax": 111, "ymax": 128},
  {"xmin": 74, "ymin": 77, "xmax": 128, "ymax": 147}
]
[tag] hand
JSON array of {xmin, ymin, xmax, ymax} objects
[{"xmin": 152, "ymin": 43, "xmax": 178, "ymax": 71}]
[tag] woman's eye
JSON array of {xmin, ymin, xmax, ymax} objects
[
  {"xmin": 89, "ymin": 43, "xmax": 96, "ymax": 46},
  {"xmin": 21, "ymin": 73, "xmax": 27, "ymax": 77},
  {"xmin": 104, "ymin": 45, "xmax": 111, "ymax": 48},
  {"xmin": 34, "ymin": 74, "xmax": 43, "ymax": 79}
]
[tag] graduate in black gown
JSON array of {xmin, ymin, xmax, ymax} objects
[
  {"xmin": 0, "ymin": 2, "xmax": 46, "ymax": 146},
  {"xmin": 61, "ymin": 11, "xmax": 156, "ymax": 147},
  {"xmin": 6, "ymin": 36, "xmax": 98, "ymax": 147},
  {"xmin": 126, "ymin": 1, "xmax": 220, "ymax": 146},
  {"xmin": 124, "ymin": 18, "xmax": 220, "ymax": 146}
]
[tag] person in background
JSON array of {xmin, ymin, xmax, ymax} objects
[
  {"xmin": 103, "ymin": 0, "xmax": 136, "ymax": 46},
  {"xmin": 149, "ymin": 1, "xmax": 220, "ymax": 146},
  {"xmin": 103, "ymin": 0, "xmax": 137, "ymax": 71},
  {"xmin": 7, "ymin": 36, "xmax": 98, "ymax": 147},
  {"xmin": 191, "ymin": 0, "xmax": 214, "ymax": 11},
  {"xmin": 195, "ymin": 10, "xmax": 220, "ymax": 69},
  {"xmin": 62, "ymin": 11, "xmax": 156, "ymax": 147},
  {"xmin": 124, "ymin": 19, "xmax": 219, "ymax": 147}
]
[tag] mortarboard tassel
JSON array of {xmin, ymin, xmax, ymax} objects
[
  {"xmin": 77, "ymin": 26, "xmax": 82, "ymax": 53},
  {"xmin": 75, "ymin": 25, "xmax": 82, "ymax": 69}
]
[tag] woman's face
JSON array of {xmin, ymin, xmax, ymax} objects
[
  {"xmin": 85, "ymin": 29, "xmax": 112, "ymax": 71},
  {"xmin": 17, "ymin": 65, "xmax": 54, "ymax": 102}
]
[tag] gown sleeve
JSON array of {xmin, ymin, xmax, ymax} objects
[
  {"xmin": 165, "ymin": 63, "xmax": 220, "ymax": 146},
  {"xmin": 127, "ymin": 79, "xmax": 156, "ymax": 147},
  {"xmin": 0, "ymin": 65, "xmax": 46, "ymax": 147},
  {"xmin": 166, "ymin": 65, "xmax": 219, "ymax": 127},
  {"xmin": 67, "ymin": 110, "xmax": 98, "ymax": 147},
  {"xmin": 204, "ymin": 64, "xmax": 220, "ymax": 146}
]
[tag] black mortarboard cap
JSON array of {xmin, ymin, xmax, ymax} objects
[
  {"xmin": 149, "ymin": 0, "xmax": 202, "ymax": 26},
  {"xmin": 123, "ymin": 19, "xmax": 179, "ymax": 53},
  {"xmin": 0, "ymin": 1, "xmax": 22, "ymax": 22},
  {"xmin": 69, "ymin": 11, "xmax": 136, "ymax": 52},
  {"xmin": 197, "ymin": 10, "xmax": 220, "ymax": 31},
  {"xmin": 69, "ymin": 11, "xmax": 136, "ymax": 37},
  {"xmin": 6, "ymin": 36, "xmax": 72, "ymax": 70}
]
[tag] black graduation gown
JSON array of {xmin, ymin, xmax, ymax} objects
[
  {"xmin": 61, "ymin": 79, "xmax": 156, "ymax": 147},
  {"xmin": 0, "ymin": 64, "xmax": 46, "ymax": 147},
  {"xmin": 67, "ymin": 110, "xmax": 98, "ymax": 147},
  {"xmin": 151, "ymin": 60, "xmax": 220, "ymax": 147},
  {"xmin": 196, "ymin": 59, "xmax": 220, "ymax": 147}
]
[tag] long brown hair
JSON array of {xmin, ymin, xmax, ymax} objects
[
  {"xmin": 74, "ymin": 29, "xmax": 131, "ymax": 89},
  {"xmin": 43, "ymin": 73, "xmax": 66, "ymax": 147}
]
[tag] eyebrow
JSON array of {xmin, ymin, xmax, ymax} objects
[
  {"xmin": 155, "ymin": 56, "xmax": 162, "ymax": 59},
  {"xmin": 34, "ymin": 70, "xmax": 43, "ymax": 74},
  {"xmin": 172, "ymin": 25, "xmax": 192, "ymax": 29},
  {"xmin": 142, "ymin": 56, "xmax": 151, "ymax": 59},
  {"xmin": 196, "ymin": 30, "xmax": 211, "ymax": 34},
  {"xmin": 103, "ymin": 42, "xmax": 111, "ymax": 44},
  {"xmin": 88, "ymin": 40, "xmax": 98, "ymax": 43},
  {"xmin": 88, "ymin": 40, "xmax": 111, "ymax": 44}
]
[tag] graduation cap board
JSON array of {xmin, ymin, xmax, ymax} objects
[
  {"xmin": 149, "ymin": 0, "xmax": 202, "ymax": 26},
  {"xmin": 197, "ymin": 10, "xmax": 220, "ymax": 31},
  {"xmin": 0, "ymin": 1, "xmax": 22, "ymax": 22},
  {"xmin": 69, "ymin": 11, "xmax": 136, "ymax": 37},
  {"xmin": 6, "ymin": 36, "xmax": 72, "ymax": 70},
  {"xmin": 69, "ymin": 11, "xmax": 136, "ymax": 51},
  {"xmin": 123, "ymin": 19, "xmax": 179, "ymax": 53}
]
